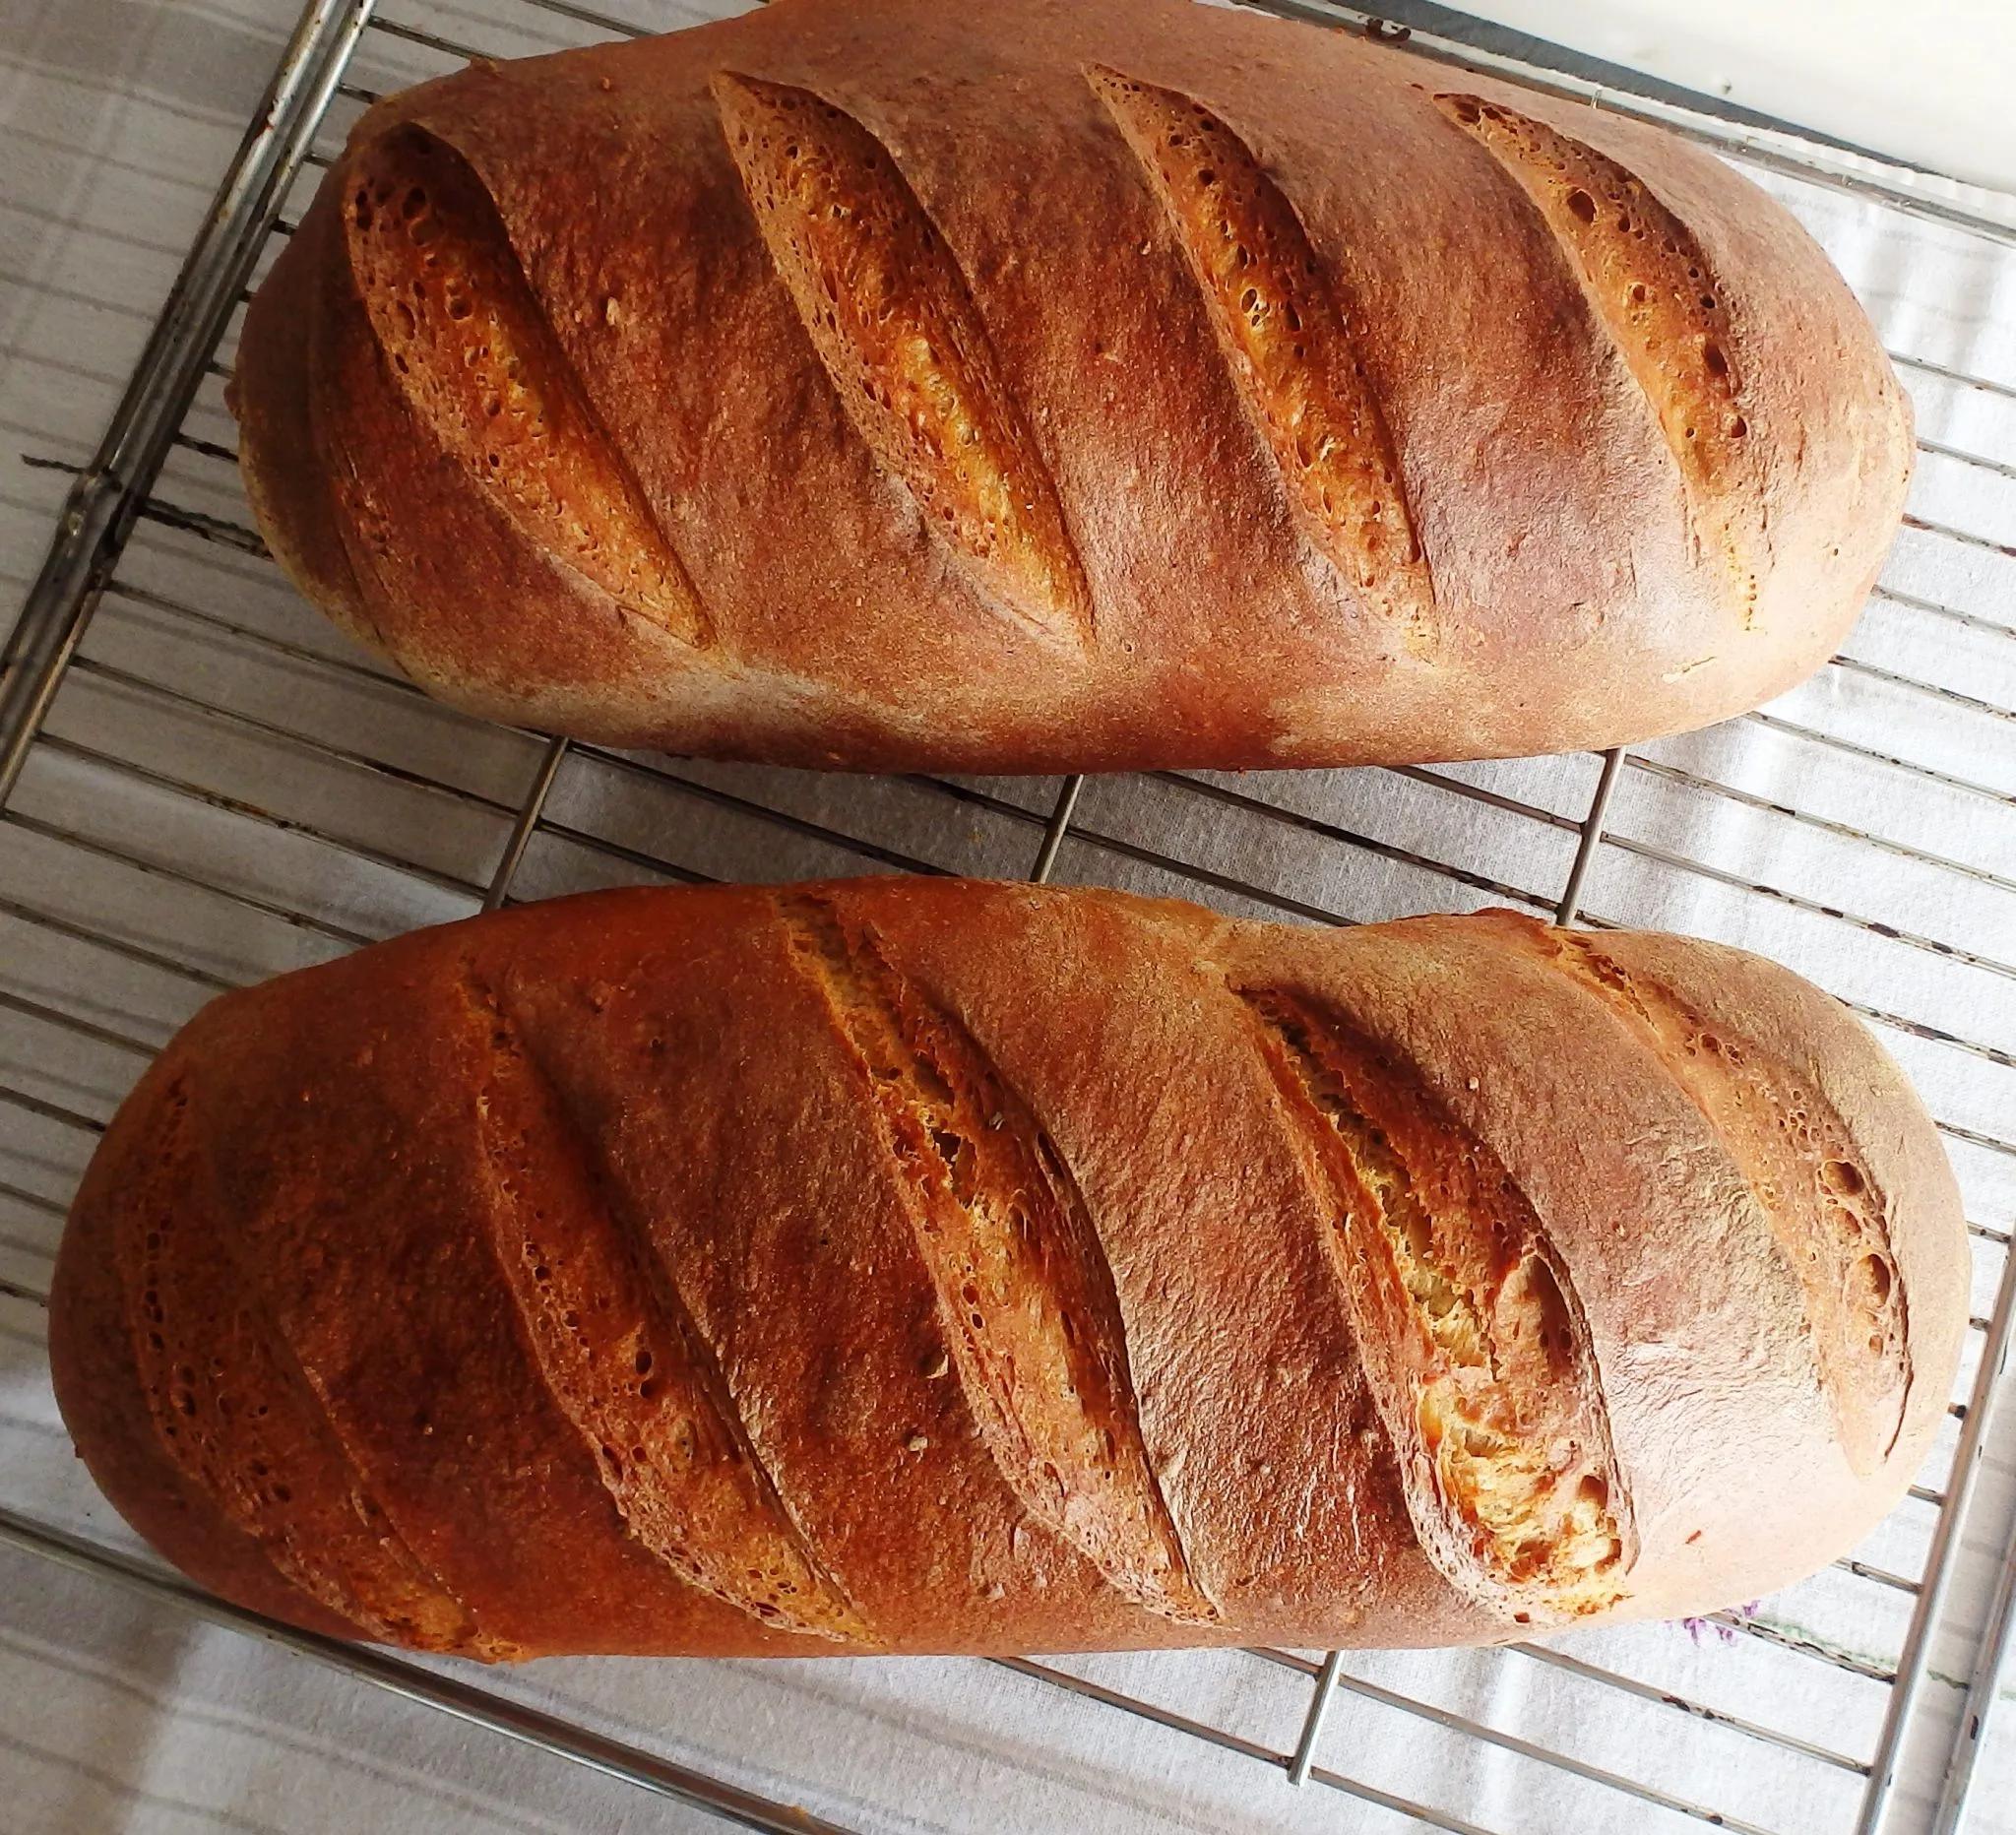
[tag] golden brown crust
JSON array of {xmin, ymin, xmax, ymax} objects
[
  {"xmin": 1503, "ymin": 928, "xmax": 1915, "ymax": 1477},
  {"xmin": 232, "ymin": 0, "xmax": 1912, "ymax": 773},
  {"xmin": 114, "ymin": 1067, "xmax": 488, "ymax": 1650},
  {"xmin": 231, "ymin": 204, "xmax": 376, "ymax": 658},
  {"xmin": 45, "ymin": 1055, "xmax": 365, "ymax": 1645},
  {"xmin": 50, "ymin": 883, "xmax": 1968, "ymax": 1659},
  {"xmin": 1555, "ymin": 928, "xmax": 1971, "ymax": 1492}
]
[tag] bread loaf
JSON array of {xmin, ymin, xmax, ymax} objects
[
  {"xmin": 50, "ymin": 881, "xmax": 1967, "ymax": 1659},
  {"xmin": 230, "ymin": 0, "xmax": 1913, "ymax": 775}
]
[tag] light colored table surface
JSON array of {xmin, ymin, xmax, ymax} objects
[
  {"xmin": 3, "ymin": 4, "xmax": 2013, "ymax": 1832},
  {"xmin": 1451, "ymin": 0, "xmax": 2016, "ymax": 194}
]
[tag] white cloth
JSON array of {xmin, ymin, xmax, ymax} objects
[{"xmin": 1, "ymin": 3, "xmax": 2012, "ymax": 1832}]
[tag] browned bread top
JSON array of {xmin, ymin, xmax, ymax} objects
[
  {"xmin": 50, "ymin": 882, "xmax": 1968, "ymax": 1660},
  {"xmin": 232, "ymin": 0, "xmax": 1913, "ymax": 774}
]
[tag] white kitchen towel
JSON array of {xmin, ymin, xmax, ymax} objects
[{"xmin": 1, "ymin": 3, "xmax": 2012, "ymax": 1832}]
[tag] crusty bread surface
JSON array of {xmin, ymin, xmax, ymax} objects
[
  {"xmin": 231, "ymin": 0, "xmax": 1914, "ymax": 773},
  {"xmin": 50, "ymin": 881, "xmax": 1968, "ymax": 1660}
]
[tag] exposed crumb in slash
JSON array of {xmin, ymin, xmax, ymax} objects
[
  {"xmin": 1537, "ymin": 934, "xmax": 1909, "ymax": 1474},
  {"xmin": 342, "ymin": 124, "xmax": 708, "ymax": 645},
  {"xmin": 1437, "ymin": 94, "xmax": 1760, "ymax": 628},
  {"xmin": 464, "ymin": 973, "xmax": 873, "ymax": 1642},
  {"xmin": 1662, "ymin": 655, "xmax": 1717, "ymax": 682},
  {"xmin": 782, "ymin": 895, "xmax": 1214, "ymax": 1623},
  {"xmin": 1091, "ymin": 66, "xmax": 1434, "ymax": 646},
  {"xmin": 714, "ymin": 72, "xmax": 1092, "ymax": 646},
  {"xmin": 1240, "ymin": 986, "xmax": 1628, "ymax": 1619}
]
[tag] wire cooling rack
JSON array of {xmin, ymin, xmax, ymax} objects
[{"xmin": 1, "ymin": 2, "xmax": 2013, "ymax": 1831}]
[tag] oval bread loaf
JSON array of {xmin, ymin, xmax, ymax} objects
[
  {"xmin": 50, "ymin": 882, "xmax": 1967, "ymax": 1659},
  {"xmin": 231, "ymin": 0, "xmax": 1914, "ymax": 774}
]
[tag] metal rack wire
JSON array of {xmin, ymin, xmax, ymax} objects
[{"xmin": 1, "ymin": 1, "xmax": 2013, "ymax": 1831}]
